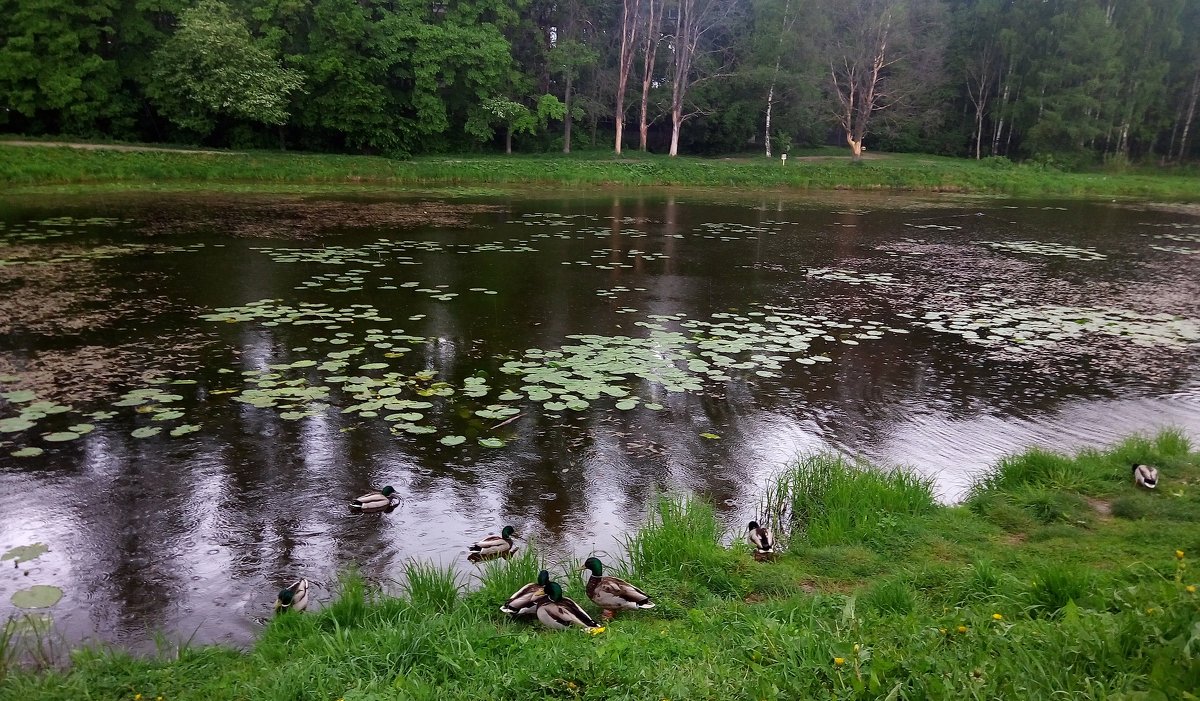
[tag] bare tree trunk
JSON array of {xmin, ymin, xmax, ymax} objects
[
  {"xmin": 765, "ymin": 79, "xmax": 776, "ymax": 158},
  {"xmin": 1178, "ymin": 69, "xmax": 1200, "ymax": 162},
  {"xmin": 614, "ymin": 0, "xmax": 642, "ymax": 156},
  {"xmin": 563, "ymin": 71, "xmax": 573, "ymax": 154},
  {"xmin": 638, "ymin": 0, "xmax": 663, "ymax": 152},
  {"xmin": 991, "ymin": 63, "xmax": 1012, "ymax": 156},
  {"xmin": 829, "ymin": 2, "xmax": 895, "ymax": 162},
  {"xmin": 764, "ymin": 0, "xmax": 793, "ymax": 159},
  {"xmin": 505, "ymin": 127, "xmax": 513, "ymax": 155}
]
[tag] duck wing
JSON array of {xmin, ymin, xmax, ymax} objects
[
  {"xmin": 595, "ymin": 576, "xmax": 654, "ymax": 608},
  {"xmin": 470, "ymin": 534, "xmax": 507, "ymax": 552},
  {"xmin": 560, "ymin": 596, "xmax": 600, "ymax": 628},
  {"xmin": 500, "ymin": 582, "xmax": 544, "ymax": 615}
]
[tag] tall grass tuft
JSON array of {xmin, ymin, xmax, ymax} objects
[
  {"xmin": 1026, "ymin": 564, "xmax": 1092, "ymax": 616},
  {"xmin": 760, "ymin": 453, "xmax": 935, "ymax": 549},
  {"xmin": 862, "ymin": 577, "xmax": 916, "ymax": 616},
  {"xmin": 969, "ymin": 429, "xmax": 1193, "ymax": 503},
  {"xmin": 625, "ymin": 495, "xmax": 745, "ymax": 598},
  {"xmin": 400, "ymin": 560, "xmax": 461, "ymax": 614}
]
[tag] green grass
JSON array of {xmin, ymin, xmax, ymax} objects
[
  {"xmin": 2, "ymin": 431, "xmax": 1199, "ymax": 699},
  {"xmin": 3, "ymin": 142, "xmax": 1200, "ymax": 200}
]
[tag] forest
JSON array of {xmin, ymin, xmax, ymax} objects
[{"xmin": 1, "ymin": 0, "xmax": 1198, "ymax": 166}]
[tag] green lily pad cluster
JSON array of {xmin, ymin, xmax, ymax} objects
[
  {"xmin": 199, "ymin": 300, "xmax": 393, "ymax": 326},
  {"xmin": 516, "ymin": 213, "xmax": 599, "ymax": 227},
  {"xmin": 978, "ymin": 240, "xmax": 1107, "ymax": 261},
  {"xmin": 807, "ymin": 268, "xmax": 900, "ymax": 286},
  {"xmin": 595, "ymin": 286, "xmax": 648, "ymax": 299},
  {"xmin": 916, "ymin": 299, "xmax": 1200, "ymax": 351},
  {"xmin": 0, "ymin": 215, "xmax": 133, "ymax": 245}
]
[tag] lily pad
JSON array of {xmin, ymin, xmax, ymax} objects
[
  {"xmin": 1, "ymin": 543, "xmax": 48, "ymax": 563},
  {"xmin": 439, "ymin": 435, "xmax": 467, "ymax": 446},
  {"xmin": 131, "ymin": 427, "xmax": 162, "ymax": 439},
  {"xmin": 0, "ymin": 417, "xmax": 36, "ymax": 433},
  {"xmin": 478, "ymin": 437, "xmax": 506, "ymax": 448},
  {"xmin": 2, "ymin": 390, "xmax": 36, "ymax": 403},
  {"xmin": 11, "ymin": 447, "xmax": 44, "ymax": 457},
  {"xmin": 700, "ymin": 432, "xmax": 720, "ymax": 440},
  {"xmin": 11, "ymin": 585, "xmax": 63, "ymax": 609},
  {"xmin": 42, "ymin": 431, "xmax": 81, "ymax": 442},
  {"xmin": 170, "ymin": 424, "xmax": 201, "ymax": 437}
]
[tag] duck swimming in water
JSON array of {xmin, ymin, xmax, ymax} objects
[
  {"xmin": 350, "ymin": 485, "xmax": 400, "ymax": 512},
  {"xmin": 468, "ymin": 525, "xmax": 517, "ymax": 562}
]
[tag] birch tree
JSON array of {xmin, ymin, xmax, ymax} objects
[
  {"xmin": 666, "ymin": 0, "xmax": 735, "ymax": 156},
  {"xmin": 613, "ymin": 0, "xmax": 641, "ymax": 155}
]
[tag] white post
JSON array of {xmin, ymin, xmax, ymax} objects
[{"xmin": 781, "ymin": 153, "xmax": 787, "ymax": 167}]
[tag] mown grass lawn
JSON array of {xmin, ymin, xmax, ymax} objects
[{"xmin": 2, "ymin": 142, "xmax": 1199, "ymax": 201}]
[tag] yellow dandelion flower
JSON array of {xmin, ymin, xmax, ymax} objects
[
  {"xmin": 1177, "ymin": 550, "xmax": 1185, "ymax": 560},
  {"xmin": 992, "ymin": 613, "xmax": 1003, "ymax": 621},
  {"xmin": 1187, "ymin": 585, "xmax": 1196, "ymax": 594},
  {"xmin": 834, "ymin": 657, "xmax": 845, "ymax": 666},
  {"xmin": 134, "ymin": 695, "xmax": 142, "ymax": 701},
  {"xmin": 957, "ymin": 625, "xmax": 968, "ymax": 634}
]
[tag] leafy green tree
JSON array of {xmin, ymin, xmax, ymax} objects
[
  {"xmin": 0, "ymin": 0, "xmax": 124, "ymax": 134},
  {"xmin": 147, "ymin": 0, "xmax": 303, "ymax": 138}
]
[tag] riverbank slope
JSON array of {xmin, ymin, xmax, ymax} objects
[{"xmin": 1, "ymin": 431, "xmax": 1197, "ymax": 699}]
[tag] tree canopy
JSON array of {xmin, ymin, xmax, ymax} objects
[{"xmin": 0, "ymin": 0, "xmax": 1196, "ymax": 163}]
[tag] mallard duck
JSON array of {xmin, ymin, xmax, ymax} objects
[
  {"xmin": 500, "ymin": 569, "xmax": 551, "ymax": 616},
  {"xmin": 535, "ymin": 581, "xmax": 601, "ymax": 630},
  {"xmin": 1132, "ymin": 463, "xmax": 1158, "ymax": 489},
  {"xmin": 747, "ymin": 521, "xmax": 775, "ymax": 554},
  {"xmin": 468, "ymin": 525, "xmax": 517, "ymax": 562},
  {"xmin": 350, "ymin": 485, "xmax": 400, "ymax": 512},
  {"xmin": 274, "ymin": 578, "xmax": 309, "ymax": 613},
  {"xmin": 580, "ymin": 556, "xmax": 654, "ymax": 618}
]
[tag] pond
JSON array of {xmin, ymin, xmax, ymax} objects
[{"xmin": 0, "ymin": 189, "xmax": 1198, "ymax": 650}]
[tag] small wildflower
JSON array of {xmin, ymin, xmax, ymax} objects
[
  {"xmin": 134, "ymin": 695, "xmax": 142, "ymax": 701},
  {"xmin": 587, "ymin": 626, "xmax": 606, "ymax": 636},
  {"xmin": 853, "ymin": 643, "xmax": 860, "ymax": 652},
  {"xmin": 957, "ymin": 625, "xmax": 968, "ymax": 634},
  {"xmin": 939, "ymin": 627, "xmax": 947, "ymax": 635},
  {"xmin": 157, "ymin": 697, "xmax": 163, "ymax": 701},
  {"xmin": 992, "ymin": 613, "xmax": 1003, "ymax": 621},
  {"xmin": 833, "ymin": 657, "xmax": 845, "ymax": 666},
  {"xmin": 1146, "ymin": 607, "xmax": 1155, "ymax": 614},
  {"xmin": 1177, "ymin": 550, "xmax": 1186, "ymax": 560},
  {"xmin": 1187, "ymin": 585, "xmax": 1196, "ymax": 594},
  {"xmin": 567, "ymin": 681, "xmax": 578, "ymax": 690}
]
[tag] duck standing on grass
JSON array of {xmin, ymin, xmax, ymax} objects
[
  {"xmin": 535, "ymin": 581, "xmax": 601, "ymax": 630},
  {"xmin": 1132, "ymin": 463, "xmax": 1159, "ymax": 489},
  {"xmin": 274, "ymin": 578, "xmax": 309, "ymax": 613},
  {"xmin": 500, "ymin": 569, "xmax": 551, "ymax": 616},
  {"xmin": 747, "ymin": 521, "xmax": 775, "ymax": 559},
  {"xmin": 468, "ymin": 525, "xmax": 518, "ymax": 562},
  {"xmin": 580, "ymin": 556, "xmax": 654, "ymax": 619},
  {"xmin": 350, "ymin": 485, "xmax": 401, "ymax": 512}
]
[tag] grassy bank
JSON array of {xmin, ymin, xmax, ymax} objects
[
  {"xmin": 2, "ymin": 431, "xmax": 1199, "ymax": 699},
  {"xmin": 3, "ymin": 142, "xmax": 1200, "ymax": 200}
]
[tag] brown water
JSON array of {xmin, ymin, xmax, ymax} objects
[{"xmin": 0, "ymin": 190, "xmax": 1197, "ymax": 650}]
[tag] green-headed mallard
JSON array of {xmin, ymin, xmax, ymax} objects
[
  {"xmin": 1133, "ymin": 463, "xmax": 1159, "ymax": 489},
  {"xmin": 500, "ymin": 569, "xmax": 551, "ymax": 616},
  {"xmin": 535, "ymin": 581, "xmax": 600, "ymax": 630},
  {"xmin": 351, "ymin": 485, "xmax": 400, "ymax": 512},
  {"xmin": 468, "ymin": 525, "xmax": 517, "ymax": 563},
  {"xmin": 581, "ymin": 556, "xmax": 654, "ymax": 618},
  {"xmin": 747, "ymin": 521, "xmax": 775, "ymax": 555},
  {"xmin": 274, "ymin": 578, "xmax": 309, "ymax": 613}
]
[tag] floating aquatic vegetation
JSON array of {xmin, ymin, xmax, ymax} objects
[
  {"xmin": 977, "ymin": 240, "xmax": 1107, "ymax": 261},
  {"xmin": 807, "ymin": 268, "xmax": 899, "ymax": 286},
  {"xmin": 1149, "ymin": 244, "xmax": 1200, "ymax": 255},
  {"xmin": 903, "ymin": 222, "xmax": 962, "ymax": 231},
  {"xmin": 2, "ymin": 543, "xmax": 48, "ymax": 563},
  {"xmin": 917, "ymin": 299, "xmax": 1200, "ymax": 352},
  {"xmin": 10, "ymin": 585, "xmax": 63, "ymax": 609}
]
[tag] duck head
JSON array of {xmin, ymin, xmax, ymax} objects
[
  {"xmin": 581, "ymin": 557, "xmax": 604, "ymax": 577},
  {"xmin": 544, "ymin": 581, "xmax": 564, "ymax": 602},
  {"xmin": 536, "ymin": 569, "xmax": 551, "ymax": 586},
  {"xmin": 381, "ymin": 485, "xmax": 396, "ymax": 496},
  {"xmin": 748, "ymin": 521, "xmax": 761, "ymax": 531},
  {"xmin": 276, "ymin": 588, "xmax": 296, "ymax": 608},
  {"xmin": 501, "ymin": 525, "xmax": 517, "ymax": 540}
]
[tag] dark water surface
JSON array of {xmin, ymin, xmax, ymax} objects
[{"xmin": 1, "ymin": 190, "xmax": 1197, "ymax": 649}]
